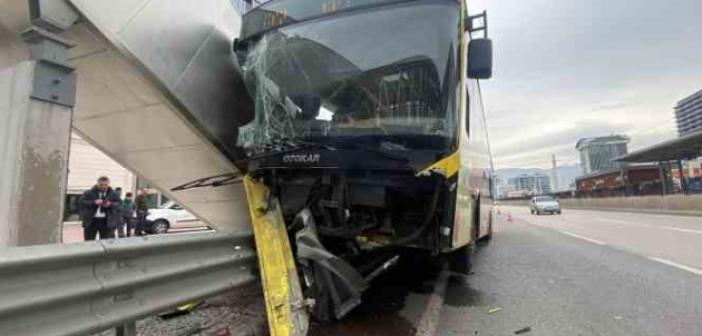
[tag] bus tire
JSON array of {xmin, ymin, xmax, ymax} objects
[
  {"xmin": 480, "ymin": 213, "xmax": 493, "ymax": 243},
  {"xmin": 449, "ymin": 243, "xmax": 474, "ymax": 274}
]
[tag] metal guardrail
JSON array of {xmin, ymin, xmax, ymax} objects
[{"xmin": 0, "ymin": 231, "xmax": 258, "ymax": 336}]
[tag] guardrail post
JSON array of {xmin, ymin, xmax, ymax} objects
[{"xmin": 115, "ymin": 321, "xmax": 137, "ymax": 336}]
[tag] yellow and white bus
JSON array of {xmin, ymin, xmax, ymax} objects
[{"xmin": 231, "ymin": 0, "xmax": 496, "ymax": 323}]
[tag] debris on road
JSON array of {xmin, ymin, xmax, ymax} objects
[
  {"xmin": 614, "ymin": 315, "xmax": 623, "ymax": 320},
  {"xmin": 94, "ymin": 283, "xmax": 265, "ymax": 336},
  {"xmin": 159, "ymin": 301, "xmax": 203, "ymax": 319},
  {"xmin": 514, "ymin": 326, "xmax": 532, "ymax": 334},
  {"xmin": 487, "ymin": 307, "xmax": 501, "ymax": 314},
  {"xmin": 215, "ymin": 327, "xmax": 232, "ymax": 336}
]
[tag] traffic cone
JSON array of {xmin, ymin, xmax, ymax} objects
[{"xmin": 507, "ymin": 212, "xmax": 513, "ymax": 224}]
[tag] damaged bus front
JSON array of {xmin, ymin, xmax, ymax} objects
[
  {"xmin": 234, "ymin": 0, "xmax": 495, "ymax": 323},
  {"xmin": 175, "ymin": 0, "xmax": 495, "ymax": 330}
]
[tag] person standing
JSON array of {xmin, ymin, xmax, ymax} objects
[
  {"xmin": 120, "ymin": 192, "xmax": 136, "ymax": 237},
  {"xmin": 113, "ymin": 187, "xmax": 124, "ymax": 237},
  {"xmin": 81, "ymin": 176, "xmax": 120, "ymax": 240},
  {"xmin": 134, "ymin": 188, "xmax": 150, "ymax": 236}
]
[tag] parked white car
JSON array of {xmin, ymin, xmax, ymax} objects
[{"xmin": 146, "ymin": 201, "xmax": 200, "ymax": 234}]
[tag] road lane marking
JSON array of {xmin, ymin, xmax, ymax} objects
[
  {"xmin": 558, "ymin": 231, "xmax": 606, "ymax": 245},
  {"xmin": 661, "ymin": 227, "xmax": 702, "ymax": 234},
  {"xmin": 648, "ymin": 257, "xmax": 702, "ymax": 275},
  {"xmin": 566, "ymin": 223, "xmax": 587, "ymax": 230},
  {"xmin": 594, "ymin": 218, "xmax": 633, "ymax": 225}
]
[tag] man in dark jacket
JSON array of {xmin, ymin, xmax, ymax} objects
[
  {"xmin": 134, "ymin": 188, "xmax": 150, "ymax": 236},
  {"xmin": 81, "ymin": 176, "xmax": 121, "ymax": 240}
]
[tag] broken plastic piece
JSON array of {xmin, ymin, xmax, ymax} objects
[
  {"xmin": 487, "ymin": 307, "xmax": 501, "ymax": 314},
  {"xmin": 514, "ymin": 326, "xmax": 531, "ymax": 334}
]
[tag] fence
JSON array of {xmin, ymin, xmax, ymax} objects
[
  {"xmin": 559, "ymin": 194, "xmax": 702, "ymax": 216},
  {"xmin": 0, "ymin": 231, "xmax": 257, "ymax": 336},
  {"xmin": 500, "ymin": 194, "xmax": 702, "ymax": 216}
]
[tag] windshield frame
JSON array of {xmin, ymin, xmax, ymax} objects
[
  {"xmin": 236, "ymin": 0, "xmax": 461, "ymax": 156},
  {"xmin": 240, "ymin": 0, "xmax": 456, "ymax": 40}
]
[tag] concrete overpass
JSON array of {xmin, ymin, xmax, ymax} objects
[{"xmin": 1, "ymin": 0, "xmax": 254, "ymax": 245}]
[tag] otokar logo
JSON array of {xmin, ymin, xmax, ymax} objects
[{"xmin": 282, "ymin": 153, "xmax": 321, "ymax": 164}]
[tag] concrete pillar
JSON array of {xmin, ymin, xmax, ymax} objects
[
  {"xmin": 621, "ymin": 167, "xmax": 633, "ymax": 197},
  {"xmin": 0, "ymin": 1, "xmax": 77, "ymax": 246},
  {"xmin": 658, "ymin": 162, "xmax": 667, "ymax": 196},
  {"xmin": 0, "ymin": 61, "xmax": 74, "ymax": 246}
]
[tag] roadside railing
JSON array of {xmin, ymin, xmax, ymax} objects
[{"xmin": 0, "ymin": 231, "xmax": 258, "ymax": 336}]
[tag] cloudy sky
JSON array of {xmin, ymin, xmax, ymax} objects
[{"xmin": 467, "ymin": 0, "xmax": 702, "ymax": 169}]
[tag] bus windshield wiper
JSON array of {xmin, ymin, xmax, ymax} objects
[
  {"xmin": 171, "ymin": 172, "xmax": 242, "ymax": 191},
  {"xmin": 172, "ymin": 138, "xmax": 410, "ymax": 192}
]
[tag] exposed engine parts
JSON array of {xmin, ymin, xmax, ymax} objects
[
  {"xmin": 256, "ymin": 169, "xmax": 452, "ymax": 320},
  {"xmin": 273, "ymin": 170, "xmax": 449, "ymax": 247}
]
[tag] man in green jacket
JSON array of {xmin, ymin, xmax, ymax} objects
[{"xmin": 119, "ymin": 192, "xmax": 136, "ymax": 237}]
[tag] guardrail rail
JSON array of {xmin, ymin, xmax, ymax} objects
[{"xmin": 0, "ymin": 231, "xmax": 257, "ymax": 336}]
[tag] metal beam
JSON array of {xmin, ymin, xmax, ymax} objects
[
  {"xmin": 243, "ymin": 177, "xmax": 309, "ymax": 336},
  {"xmin": 61, "ymin": 0, "xmax": 253, "ymax": 232}
]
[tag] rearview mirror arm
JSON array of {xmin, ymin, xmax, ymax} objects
[{"xmin": 466, "ymin": 10, "xmax": 488, "ymax": 38}]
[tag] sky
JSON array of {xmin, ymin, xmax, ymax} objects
[{"xmin": 467, "ymin": 0, "xmax": 702, "ymax": 169}]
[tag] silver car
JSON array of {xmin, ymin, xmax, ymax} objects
[{"xmin": 529, "ymin": 196, "xmax": 562, "ymax": 215}]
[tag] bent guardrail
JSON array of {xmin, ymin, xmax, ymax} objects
[{"xmin": 0, "ymin": 231, "xmax": 257, "ymax": 336}]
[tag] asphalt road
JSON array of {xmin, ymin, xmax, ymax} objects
[
  {"xmin": 309, "ymin": 254, "xmax": 446, "ymax": 336},
  {"xmin": 82, "ymin": 206, "xmax": 702, "ymax": 335},
  {"xmin": 437, "ymin": 207, "xmax": 702, "ymax": 336}
]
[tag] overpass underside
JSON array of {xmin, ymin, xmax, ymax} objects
[{"xmin": 1, "ymin": 0, "xmax": 254, "ymax": 233}]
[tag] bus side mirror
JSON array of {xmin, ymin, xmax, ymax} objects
[{"xmin": 467, "ymin": 38, "xmax": 493, "ymax": 79}]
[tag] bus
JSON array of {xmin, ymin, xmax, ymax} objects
[{"xmin": 231, "ymin": 0, "xmax": 496, "ymax": 324}]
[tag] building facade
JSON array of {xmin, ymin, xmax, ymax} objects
[
  {"xmin": 576, "ymin": 135, "xmax": 630, "ymax": 175},
  {"xmin": 508, "ymin": 173, "xmax": 551, "ymax": 196},
  {"xmin": 675, "ymin": 89, "xmax": 702, "ymax": 137},
  {"xmin": 575, "ymin": 165, "xmax": 666, "ymax": 198},
  {"xmin": 64, "ymin": 133, "xmax": 168, "ymax": 221}
]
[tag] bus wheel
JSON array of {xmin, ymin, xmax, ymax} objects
[
  {"xmin": 480, "ymin": 217, "xmax": 493, "ymax": 244},
  {"xmin": 449, "ymin": 243, "xmax": 474, "ymax": 274}
]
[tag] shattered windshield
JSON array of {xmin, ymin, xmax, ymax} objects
[{"xmin": 236, "ymin": 2, "xmax": 460, "ymax": 153}]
